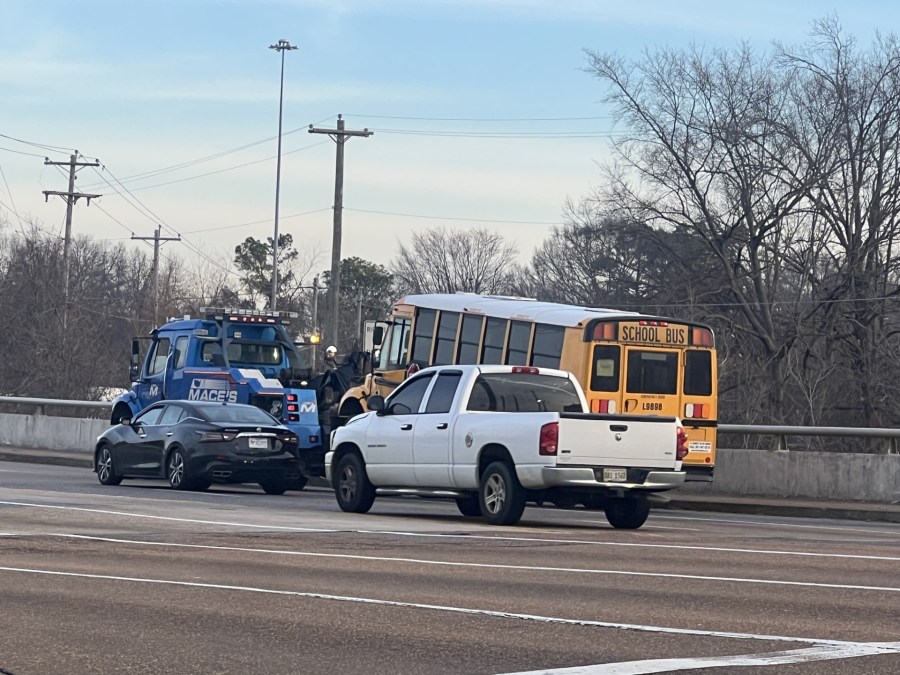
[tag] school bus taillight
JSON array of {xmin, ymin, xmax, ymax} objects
[
  {"xmin": 590, "ymin": 399, "xmax": 617, "ymax": 414},
  {"xmin": 684, "ymin": 403, "xmax": 709, "ymax": 419},
  {"xmin": 676, "ymin": 425, "xmax": 689, "ymax": 460},
  {"xmin": 539, "ymin": 422, "xmax": 558, "ymax": 456},
  {"xmin": 691, "ymin": 327, "xmax": 714, "ymax": 347}
]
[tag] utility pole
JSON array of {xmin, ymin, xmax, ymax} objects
[
  {"xmin": 132, "ymin": 226, "xmax": 181, "ymax": 326},
  {"xmin": 43, "ymin": 154, "xmax": 101, "ymax": 331},
  {"xmin": 311, "ymin": 275, "xmax": 319, "ymax": 366},
  {"xmin": 356, "ymin": 291, "xmax": 363, "ymax": 348},
  {"xmin": 269, "ymin": 38, "xmax": 298, "ymax": 311},
  {"xmin": 308, "ymin": 115, "xmax": 373, "ymax": 348}
]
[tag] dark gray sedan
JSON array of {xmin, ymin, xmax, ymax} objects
[{"xmin": 93, "ymin": 401, "xmax": 302, "ymax": 494}]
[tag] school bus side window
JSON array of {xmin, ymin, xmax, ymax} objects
[
  {"xmin": 505, "ymin": 321, "xmax": 531, "ymax": 365},
  {"xmin": 481, "ymin": 317, "xmax": 506, "ymax": 364},
  {"xmin": 411, "ymin": 309, "xmax": 437, "ymax": 365},
  {"xmin": 457, "ymin": 314, "xmax": 483, "ymax": 365},
  {"xmin": 531, "ymin": 324, "xmax": 564, "ymax": 368},
  {"xmin": 433, "ymin": 311, "xmax": 459, "ymax": 365},
  {"xmin": 684, "ymin": 350, "xmax": 712, "ymax": 396},
  {"xmin": 381, "ymin": 319, "xmax": 410, "ymax": 370},
  {"xmin": 590, "ymin": 345, "xmax": 620, "ymax": 391}
]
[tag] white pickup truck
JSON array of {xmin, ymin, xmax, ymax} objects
[{"xmin": 325, "ymin": 365, "xmax": 687, "ymax": 529}]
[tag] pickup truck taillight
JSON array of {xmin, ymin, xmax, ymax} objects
[
  {"xmin": 539, "ymin": 422, "xmax": 558, "ymax": 456},
  {"xmin": 676, "ymin": 425, "xmax": 689, "ymax": 460}
]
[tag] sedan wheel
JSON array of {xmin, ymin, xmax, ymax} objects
[
  {"xmin": 167, "ymin": 449, "xmax": 194, "ymax": 491},
  {"xmin": 96, "ymin": 445, "xmax": 122, "ymax": 486}
]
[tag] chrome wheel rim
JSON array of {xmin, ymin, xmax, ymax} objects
[
  {"xmin": 98, "ymin": 448, "xmax": 112, "ymax": 482},
  {"xmin": 169, "ymin": 453, "xmax": 184, "ymax": 487},
  {"xmin": 483, "ymin": 474, "xmax": 506, "ymax": 514},
  {"xmin": 339, "ymin": 464, "xmax": 357, "ymax": 502}
]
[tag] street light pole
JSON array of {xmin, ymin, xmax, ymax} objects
[{"xmin": 269, "ymin": 38, "xmax": 297, "ymax": 311}]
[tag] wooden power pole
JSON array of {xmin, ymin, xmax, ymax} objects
[
  {"xmin": 132, "ymin": 225, "xmax": 180, "ymax": 326},
  {"xmin": 308, "ymin": 115, "xmax": 372, "ymax": 348},
  {"xmin": 43, "ymin": 154, "xmax": 101, "ymax": 331}
]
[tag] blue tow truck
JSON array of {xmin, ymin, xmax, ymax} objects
[{"xmin": 110, "ymin": 307, "xmax": 325, "ymax": 486}]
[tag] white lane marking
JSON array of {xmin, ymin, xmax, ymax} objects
[
  {"xmin": 0, "ymin": 500, "xmax": 337, "ymax": 533},
  {"xmin": 2, "ymin": 499, "xmax": 899, "ymax": 563},
  {"xmin": 0, "ymin": 563, "xmax": 878, "ymax": 648},
  {"xmin": 653, "ymin": 513, "xmax": 896, "ymax": 535},
  {"xmin": 6, "ymin": 533, "xmax": 900, "ymax": 595},
  {"xmin": 503, "ymin": 642, "xmax": 900, "ymax": 674}
]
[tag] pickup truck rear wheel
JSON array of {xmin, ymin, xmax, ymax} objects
[
  {"xmin": 479, "ymin": 461, "xmax": 526, "ymax": 526},
  {"xmin": 604, "ymin": 498, "xmax": 651, "ymax": 529},
  {"xmin": 334, "ymin": 453, "xmax": 376, "ymax": 513}
]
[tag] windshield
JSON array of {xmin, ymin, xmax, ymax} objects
[
  {"xmin": 200, "ymin": 405, "xmax": 279, "ymax": 424},
  {"xmin": 201, "ymin": 342, "xmax": 284, "ymax": 366}
]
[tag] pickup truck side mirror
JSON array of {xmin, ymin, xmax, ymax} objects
[
  {"xmin": 367, "ymin": 395, "xmax": 386, "ymax": 414},
  {"xmin": 119, "ymin": 417, "xmax": 132, "ymax": 426}
]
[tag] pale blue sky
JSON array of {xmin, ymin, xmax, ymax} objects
[{"xmin": 0, "ymin": 0, "xmax": 895, "ymax": 277}]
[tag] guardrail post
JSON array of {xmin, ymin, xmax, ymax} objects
[
  {"xmin": 34, "ymin": 404, "xmax": 45, "ymax": 415},
  {"xmin": 776, "ymin": 434, "xmax": 789, "ymax": 452},
  {"xmin": 888, "ymin": 438, "xmax": 898, "ymax": 455}
]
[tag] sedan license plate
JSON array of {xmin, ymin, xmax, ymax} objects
[
  {"xmin": 603, "ymin": 468, "xmax": 627, "ymax": 482},
  {"xmin": 248, "ymin": 437, "xmax": 269, "ymax": 450}
]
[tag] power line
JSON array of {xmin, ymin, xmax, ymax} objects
[
  {"xmin": 0, "ymin": 161, "xmax": 26, "ymax": 235},
  {"xmin": 0, "ymin": 132, "xmax": 73, "ymax": 154},
  {"xmin": 0, "ymin": 145, "xmax": 47, "ymax": 158},
  {"xmin": 373, "ymin": 128, "xmax": 620, "ymax": 138},
  {"xmin": 180, "ymin": 207, "xmax": 332, "ymax": 234}
]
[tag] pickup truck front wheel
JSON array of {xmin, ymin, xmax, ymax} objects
[
  {"xmin": 479, "ymin": 461, "xmax": 526, "ymax": 526},
  {"xmin": 334, "ymin": 453, "xmax": 376, "ymax": 514},
  {"xmin": 604, "ymin": 498, "xmax": 651, "ymax": 529}
]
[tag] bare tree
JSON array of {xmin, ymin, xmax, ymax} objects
[{"xmin": 391, "ymin": 227, "xmax": 518, "ymax": 295}]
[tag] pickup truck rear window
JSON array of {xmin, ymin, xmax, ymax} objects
[{"xmin": 466, "ymin": 374, "xmax": 583, "ymax": 413}]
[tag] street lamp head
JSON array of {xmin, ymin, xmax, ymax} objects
[{"xmin": 270, "ymin": 39, "xmax": 298, "ymax": 51}]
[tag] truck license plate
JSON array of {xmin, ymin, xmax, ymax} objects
[
  {"xmin": 603, "ymin": 468, "xmax": 627, "ymax": 482},
  {"xmin": 248, "ymin": 438, "xmax": 268, "ymax": 450}
]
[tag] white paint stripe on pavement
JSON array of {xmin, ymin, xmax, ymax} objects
[
  {"xmin": 1, "ymin": 499, "xmax": 899, "ymax": 563},
  {"xmin": 8, "ymin": 532, "xmax": 900, "ymax": 595},
  {"xmin": 652, "ymin": 512, "xmax": 895, "ymax": 535},
  {"xmin": 502, "ymin": 642, "xmax": 900, "ymax": 674},
  {"xmin": 0, "ymin": 500, "xmax": 338, "ymax": 533},
  {"xmin": 0, "ymin": 563, "xmax": 880, "ymax": 649}
]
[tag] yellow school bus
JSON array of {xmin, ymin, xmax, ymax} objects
[{"xmin": 339, "ymin": 293, "xmax": 718, "ymax": 481}]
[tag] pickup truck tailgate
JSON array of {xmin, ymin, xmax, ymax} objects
[{"xmin": 556, "ymin": 413, "xmax": 678, "ymax": 469}]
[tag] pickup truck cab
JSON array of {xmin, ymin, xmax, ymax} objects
[{"xmin": 325, "ymin": 365, "xmax": 687, "ymax": 529}]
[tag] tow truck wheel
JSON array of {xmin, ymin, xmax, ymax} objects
[
  {"xmin": 260, "ymin": 479, "xmax": 288, "ymax": 495},
  {"xmin": 479, "ymin": 461, "xmax": 526, "ymax": 526},
  {"xmin": 604, "ymin": 498, "xmax": 651, "ymax": 529},
  {"xmin": 455, "ymin": 495, "xmax": 481, "ymax": 517},
  {"xmin": 334, "ymin": 452, "xmax": 375, "ymax": 513},
  {"xmin": 111, "ymin": 404, "xmax": 131, "ymax": 426},
  {"xmin": 286, "ymin": 475, "xmax": 308, "ymax": 491},
  {"xmin": 96, "ymin": 445, "xmax": 122, "ymax": 486}
]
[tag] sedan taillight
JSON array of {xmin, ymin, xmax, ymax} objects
[{"xmin": 195, "ymin": 430, "xmax": 237, "ymax": 443}]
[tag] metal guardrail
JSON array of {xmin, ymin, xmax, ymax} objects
[
  {"xmin": 1, "ymin": 397, "xmax": 897, "ymax": 454},
  {"xmin": 718, "ymin": 424, "xmax": 900, "ymax": 454},
  {"xmin": 0, "ymin": 396, "xmax": 111, "ymax": 415}
]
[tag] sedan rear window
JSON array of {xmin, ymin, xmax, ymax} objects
[
  {"xmin": 466, "ymin": 373, "xmax": 583, "ymax": 413},
  {"xmin": 201, "ymin": 405, "xmax": 279, "ymax": 425}
]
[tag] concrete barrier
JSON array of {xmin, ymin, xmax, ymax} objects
[
  {"xmin": 681, "ymin": 448, "xmax": 900, "ymax": 503},
  {"xmin": 0, "ymin": 413, "xmax": 110, "ymax": 454}
]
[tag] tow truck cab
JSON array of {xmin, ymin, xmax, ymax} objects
[{"xmin": 110, "ymin": 308, "xmax": 326, "ymax": 477}]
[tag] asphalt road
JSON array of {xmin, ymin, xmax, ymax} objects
[{"xmin": 1, "ymin": 461, "xmax": 899, "ymax": 675}]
